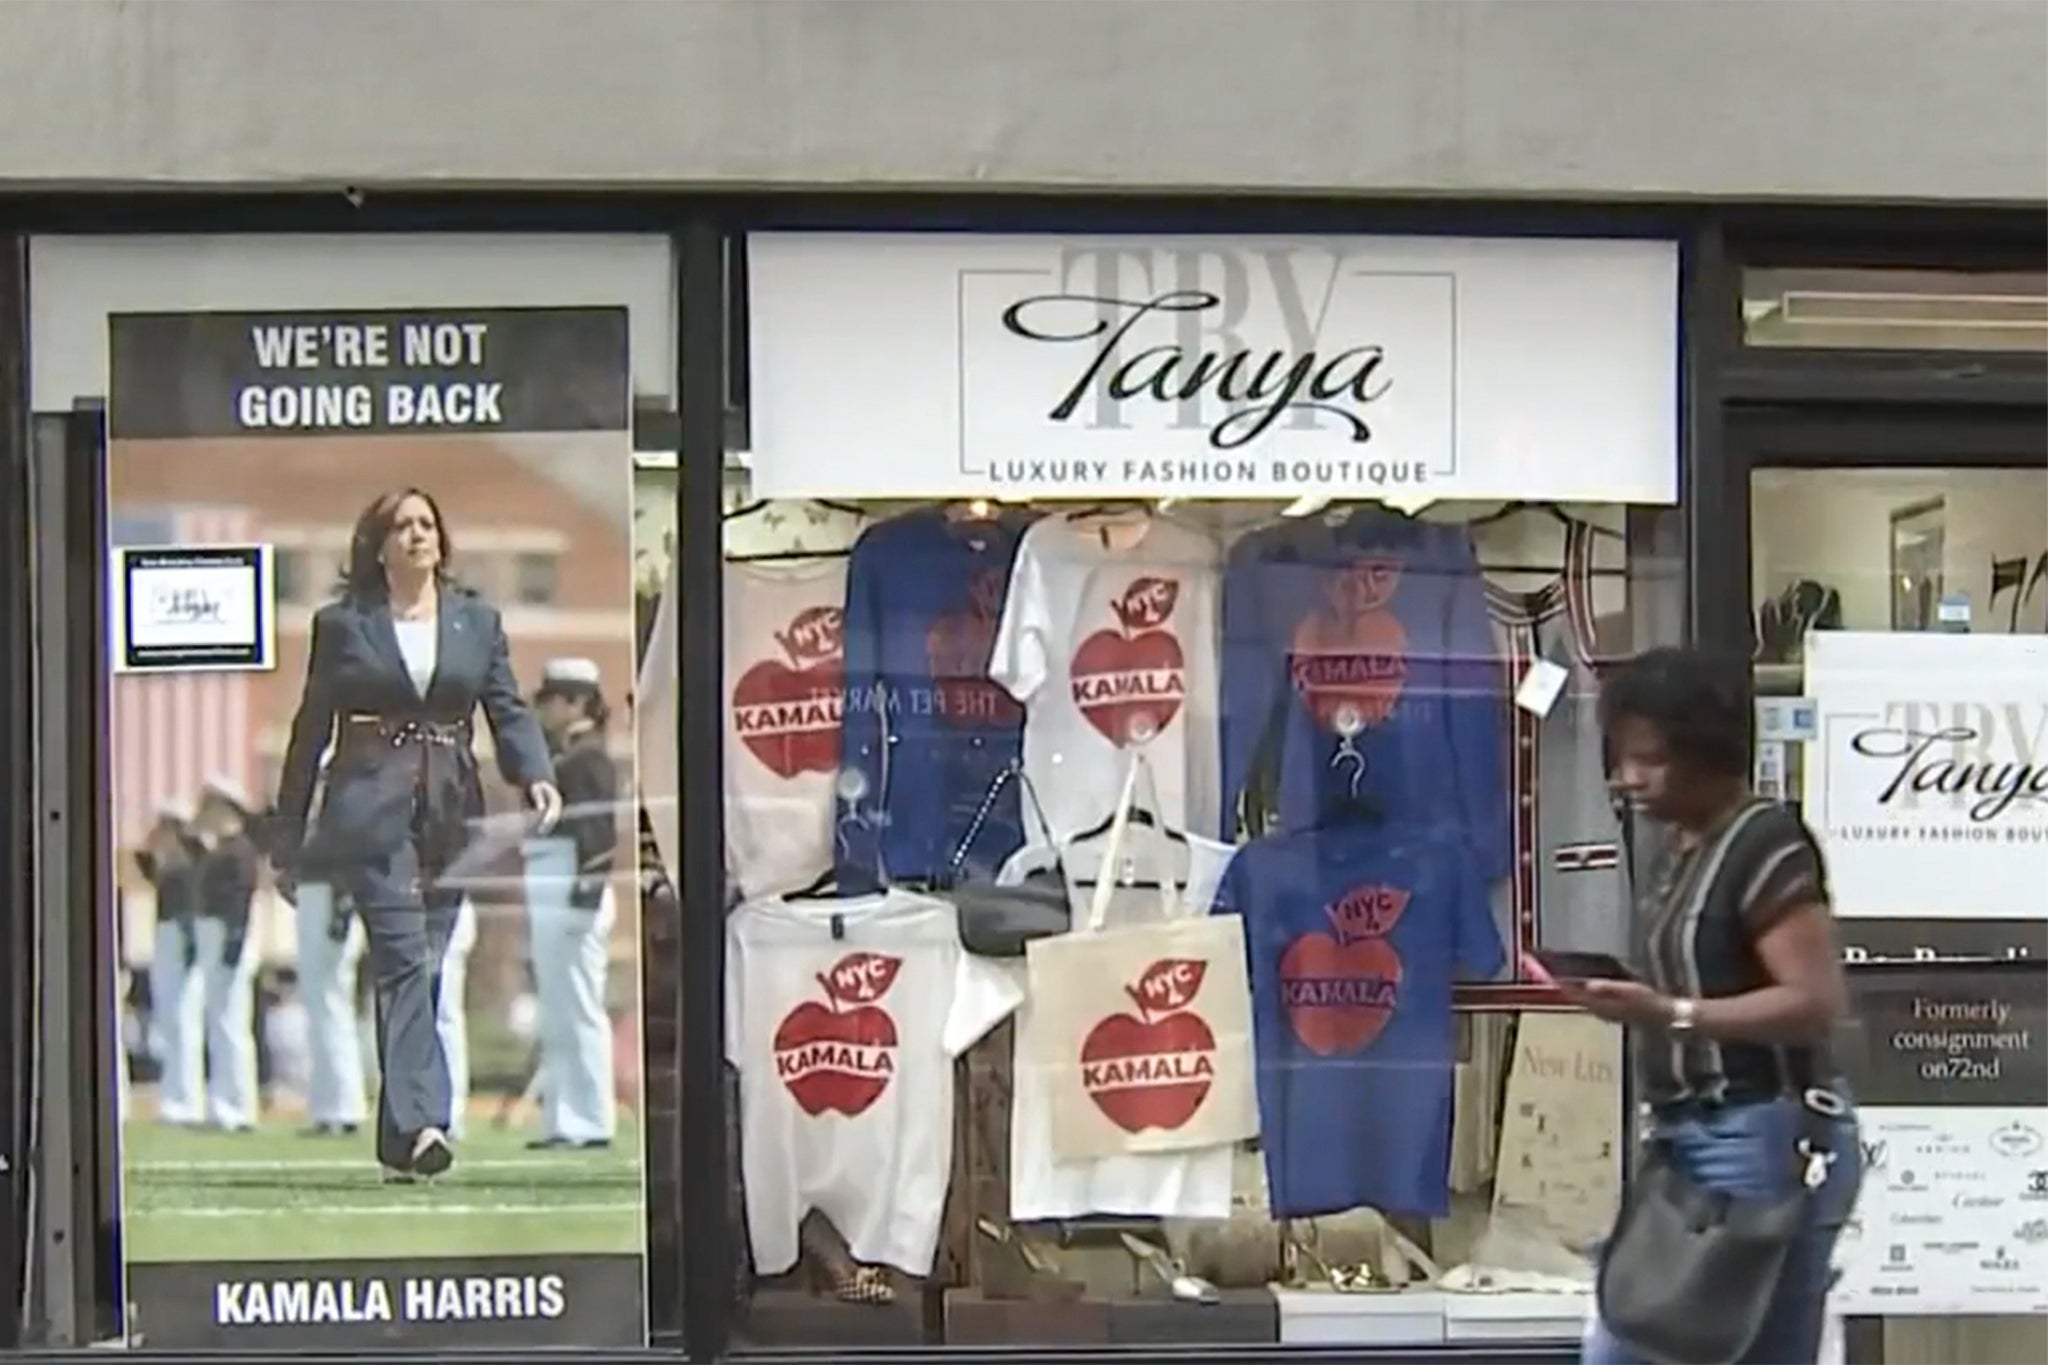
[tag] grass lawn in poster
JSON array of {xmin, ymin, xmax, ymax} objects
[{"xmin": 105, "ymin": 307, "xmax": 647, "ymax": 1348}]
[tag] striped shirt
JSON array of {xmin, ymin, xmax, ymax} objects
[{"xmin": 1636, "ymin": 797, "xmax": 1833, "ymax": 1105}]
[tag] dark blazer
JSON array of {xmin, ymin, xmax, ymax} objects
[
  {"xmin": 139, "ymin": 841, "xmax": 205, "ymax": 969},
  {"xmin": 552, "ymin": 726, "xmax": 622, "ymax": 910},
  {"xmin": 274, "ymin": 588, "xmax": 553, "ymax": 875},
  {"xmin": 199, "ymin": 832, "xmax": 260, "ymax": 954}
]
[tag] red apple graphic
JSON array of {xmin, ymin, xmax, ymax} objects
[
  {"xmin": 925, "ymin": 569, "xmax": 1023, "ymax": 727},
  {"xmin": 1287, "ymin": 560, "xmax": 1409, "ymax": 735},
  {"xmin": 772, "ymin": 951, "xmax": 902, "ymax": 1117},
  {"xmin": 1079, "ymin": 957, "xmax": 1216, "ymax": 1133},
  {"xmin": 1071, "ymin": 576, "xmax": 1187, "ymax": 747},
  {"xmin": 1277, "ymin": 884, "xmax": 1410, "ymax": 1056},
  {"xmin": 733, "ymin": 604, "xmax": 845, "ymax": 778}
]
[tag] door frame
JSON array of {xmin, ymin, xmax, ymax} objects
[{"xmin": 1708, "ymin": 405, "xmax": 2046, "ymax": 1365}]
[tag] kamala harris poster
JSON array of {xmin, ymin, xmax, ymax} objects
[{"xmin": 105, "ymin": 308, "xmax": 647, "ymax": 1348}]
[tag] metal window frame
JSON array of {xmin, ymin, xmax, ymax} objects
[{"xmin": 0, "ymin": 190, "xmax": 2040, "ymax": 1365}]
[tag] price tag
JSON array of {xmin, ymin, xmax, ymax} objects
[{"xmin": 1515, "ymin": 659, "xmax": 1569, "ymax": 717}]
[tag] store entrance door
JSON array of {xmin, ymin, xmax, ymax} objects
[
  {"xmin": 1718, "ymin": 406, "xmax": 2048, "ymax": 962},
  {"xmin": 1720, "ymin": 407, "xmax": 2048, "ymax": 1365}
]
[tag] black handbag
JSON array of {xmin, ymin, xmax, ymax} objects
[
  {"xmin": 938, "ymin": 762, "xmax": 1070, "ymax": 958},
  {"xmin": 1595, "ymin": 1076, "xmax": 1846, "ymax": 1365}
]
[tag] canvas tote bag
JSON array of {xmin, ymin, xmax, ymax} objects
[{"xmin": 1024, "ymin": 758, "xmax": 1258, "ymax": 1160}]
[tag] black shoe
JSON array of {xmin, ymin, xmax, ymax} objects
[
  {"xmin": 411, "ymin": 1127, "xmax": 454, "ymax": 1178},
  {"xmin": 528, "ymin": 1136, "xmax": 613, "ymax": 1151},
  {"xmin": 304, "ymin": 1122, "xmax": 362, "ymax": 1138}
]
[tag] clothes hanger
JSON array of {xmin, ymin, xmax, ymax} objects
[
  {"xmin": 1065, "ymin": 801, "xmax": 1187, "ymax": 889},
  {"xmin": 784, "ymin": 868, "xmax": 841, "ymax": 900},
  {"xmin": 1316, "ymin": 740, "xmax": 1385, "ymax": 828},
  {"xmin": 1065, "ymin": 802, "xmax": 1188, "ymax": 849},
  {"xmin": 722, "ymin": 497, "xmax": 866, "ymax": 522},
  {"xmin": 1468, "ymin": 500, "xmax": 1623, "ymax": 540},
  {"xmin": 1472, "ymin": 501, "xmax": 1628, "ymax": 578},
  {"xmin": 943, "ymin": 497, "xmax": 1007, "ymax": 523},
  {"xmin": 726, "ymin": 546, "xmax": 853, "ymax": 564},
  {"xmin": 1064, "ymin": 755, "xmax": 1188, "ymax": 887},
  {"xmin": 1064, "ymin": 499, "xmax": 1153, "ymax": 522}
]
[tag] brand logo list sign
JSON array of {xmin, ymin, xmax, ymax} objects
[
  {"xmin": 1804, "ymin": 633, "xmax": 2048, "ymax": 922},
  {"xmin": 1831, "ymin": 1106, "xmax": 2048, "ymax": 1316},
  {"xmin": 747, "ymin": 234, "xmax": 1678, "ymax": 502}
]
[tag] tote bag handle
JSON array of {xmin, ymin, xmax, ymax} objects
[{"xmin": 1082, "ymin": 754, "xmax": 1179, "ymax": 932}]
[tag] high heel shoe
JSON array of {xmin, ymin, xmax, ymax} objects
[
  {"xmin": 804, "ymin": 1251, "xmax": 896, "ymax": 1305},
  {"xmin": 1120, "ymin": 1232, "xmax": 1221, "ymax": 1305},
  {"xmin": 976, "ymin": 1218, "xmax": 1085, "ymax": 1302}
]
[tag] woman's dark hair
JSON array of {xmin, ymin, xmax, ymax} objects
[
  {"xmin": 337, "ymin": 487, "xmax": 454, "ymax": 601},
  {"xmin": 1598, "ymin": 645, "xmax": 1754, "ymax": 780}
]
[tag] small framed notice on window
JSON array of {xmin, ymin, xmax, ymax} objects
[{"xmin": 112, "ymin": 544, "xmax": 275, "ymax": 673}]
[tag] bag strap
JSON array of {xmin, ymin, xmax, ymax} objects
[
  {"xmin": 1116, "ymin": 754, "xmax": 1179, "ymax": 923},
  {"xmin": 946, "ymin": 760, "xmax": 1058, "ymax": 880},
  {"xmin": 1083, "ymin": 755, "xmax": 1181, "ymax": 932},
  {"xmin": 1084, "ymin": 759, "xmax": 1141, "ymax": 933}
]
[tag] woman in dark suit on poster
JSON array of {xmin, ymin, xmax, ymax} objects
[{"xmin": 273, "ymin": 487, "xmax": 561, "ymax": 1181}]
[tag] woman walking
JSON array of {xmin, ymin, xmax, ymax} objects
[
  {"xmin": 1561, "ymin": 646, "xmax": 1861, "ymax": 1365},
  {"xmin": 272, "ymin": 487, "xmax": 560, "ymax": 1181}
]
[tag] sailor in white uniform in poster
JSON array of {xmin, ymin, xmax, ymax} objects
[
  {"xmin": 192, "ymin": 776, "xmax": 262, "ymax": 1131},
  {"xmin": 438, "ymin": 895, "xmax": 479, "ymax": 1139},
  {"xmin": 140, "ymin": 801, "xmax": 207, "ymax": 1126},
  {"xmin": 522, "ymin": 658, "xmax": 621, "ymax": 1149},
  {"xmin": 291, "ymin": 875, "xmax": 368, "ymax": 1136}
]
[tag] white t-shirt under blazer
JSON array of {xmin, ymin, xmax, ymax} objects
[{"xmin": 990, "ymin": 512, "xmax": 1223, "ymax": 844}]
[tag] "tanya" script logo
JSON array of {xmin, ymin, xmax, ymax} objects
[
  {"xmin": 1001, "ymin": 289, "xmax": 1392, "ymax": 451},
  {"xmin": 1850, "ymin": 706, "xmax": 2048, "ymax": 822}
]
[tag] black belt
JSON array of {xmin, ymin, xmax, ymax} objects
[{"xmin": 338, "ymin": 712, "xmax": 472, "ymax": 757}]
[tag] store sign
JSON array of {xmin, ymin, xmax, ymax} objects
[
  {"xmin": 113, "ymin": 544, "xmax": 275, "ymax": 672},
  {"xmin": 1832, "ymin": 965, "xmax": 2048, "ymax": 1316},
  {"xmin": 1804, "ymin": 632, "xmax": 2048, "ymax": 923},
  {"xmin": 747, "ymin": 233, "xmax": 1678, "ymax": 502}
]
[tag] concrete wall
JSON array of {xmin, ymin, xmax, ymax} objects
[{"xmin": 0, "ymin": 0, "xmax": 2043, "ymax": 201}]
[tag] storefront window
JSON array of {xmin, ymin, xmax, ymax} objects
[
  {"xmin": 1748, "ymin": 464, "xmax": 2048, "ymax": 1357},
  {"xmin": 702, "ymin": 231, "xmax": 1684, "ymax": 1350},
  {"xmin": 23, "ymin": 235, "xmax": 674, "ymax": 1350}
]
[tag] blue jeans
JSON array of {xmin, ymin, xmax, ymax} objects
[{"xmin": 1583, "ymin": 1093, "xmax": 1863, "ymax": 1365}]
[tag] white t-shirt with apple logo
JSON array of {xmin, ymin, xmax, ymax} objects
[
  {"xmin": 724, "ymin": 558, "xmax": 850, "ymax": 900},
  {"xmin": 725, "ymin": 888, "xmax": 1023, "ymax": 1277},
  {"xmin": 990, "ymin": 513, "xmax": 1223, "ymax": 844}
]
